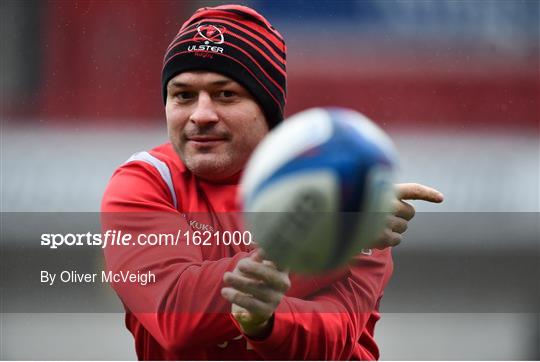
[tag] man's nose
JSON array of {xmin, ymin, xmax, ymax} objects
[{"xmin": 190, "ymin": 92, "xmax": 219, "ymax": 125}]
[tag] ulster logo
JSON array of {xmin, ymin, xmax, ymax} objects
[
  {"xmin": 188, "ymin": 24, "xmax": 225, "ymax": 54},
  {"xmin": 194, "ymin": 24, "xmax": 225, "ymax": 45}
]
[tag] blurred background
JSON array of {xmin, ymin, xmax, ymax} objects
[{"xmin": 1, "ymin": 0, "xmax": 538, "ymax": 360}]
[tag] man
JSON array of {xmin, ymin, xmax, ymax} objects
[{"xmin": 102, "ymin": 4, "xmax": 443, "ymax": 360}]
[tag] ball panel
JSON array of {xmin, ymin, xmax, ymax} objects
[
  {"xmin": 241, "ymin": 108, "xmax": 333, "ymax": 206},
  {"xmin": 344, "ymin": 164, "xmax": 396, "ymax": 261},
  {"xmin": 329, "ymin": 108, "xmax": 398, "ymax": 163},
  {"xmin": 245, "ymin": 170, "xmax": 338, "ymax": 272}
]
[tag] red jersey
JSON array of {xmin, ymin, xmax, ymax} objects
[{"xmin": 101, "ymin": 142, "xmax": 393, "ymax": 360}]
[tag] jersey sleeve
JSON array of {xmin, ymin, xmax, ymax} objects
[
  {"xmin": 101, "ymin": 161, "xmax": 253, "ymax": 352},
  {"xmin": 240, "ymin": 250, "xmax": 392, "ymax": 360}
]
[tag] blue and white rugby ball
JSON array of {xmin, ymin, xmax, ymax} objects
[{"xmin": 240, "ymin": 107, "xmax": 398, "ymax": 273}]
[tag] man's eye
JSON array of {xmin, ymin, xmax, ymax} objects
[
  {"xmin": 176, "ymin": 92, "xmax": 195, "ymax": 101},
  {"xmin": 218, "ymin": 90, "xmax": 236, "ymax": 98}
]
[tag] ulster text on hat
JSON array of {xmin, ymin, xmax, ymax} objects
[{"xmin": 187, "ymin": 44, "xmax": 224, "ymax": 53}]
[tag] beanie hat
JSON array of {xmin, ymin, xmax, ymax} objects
[{"xmin": 162, "ymin": 4, "xmax": 287, "ymax": 128}]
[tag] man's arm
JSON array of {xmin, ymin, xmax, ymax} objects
[{"xmin": 223, "ymin": 250, "xmax": 392, "ymax": 360}]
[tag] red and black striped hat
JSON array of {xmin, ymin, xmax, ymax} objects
[{"xmin": 162, "ymin": 4, "xmax": 287, "ymax": 128}]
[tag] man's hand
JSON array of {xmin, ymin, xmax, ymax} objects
[
  {"xmin": 221, "ymin": 252, "xmax": 290, "ymax": 339},
  {"xmin": 375, "ymin": 183, "xmax": 444, "ymax": 249}
]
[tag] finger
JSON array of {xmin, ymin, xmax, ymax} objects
[
  {"xmin": 221, "ymin": 287, "xmax": 273, "ymax": 318},
  {"xmin": 231, "ymin": 304, "xmax": 250, "ymax": 321},
  {"xmin": 396, "ymin": 183, "xmax": 444, "ymax": 203},
  {"xmin": 223, "ymin": 272, "xmax": 279, "ymax": 304},
  {"xmin": 237, "ymin": 259, "xmax": 290, "ymax": 292},
  {"xmin": 252, "ymin": 251, "xmax": 282, "ymax": 271},
  {"xmin": 256, "ymin": 250, "xmax": 288, "ymax": 272},
  {"xmin": 375, "ymin": 229, "xmax": 402, "ymax": 249},
  {"xmin": 263, "ymin": 258, "xmax": 289, "ymax": 272},
  {"xmin": 252, "ymin": 250, "xmax": 264, "ymax": 262},
  {"xmin": 387, "ymin": 215, "xmax": 408, "ymax": 234},
  {"xmin": 393, "ymin": 200, "xmax": 415, "ymax": 220},
  {"xmin": 262, "ymin": 259, "xmax": 277, "ymax": 269},
  {"xmin": 238, "ymin": 259, "xmax": 290, "ymax": 291}
]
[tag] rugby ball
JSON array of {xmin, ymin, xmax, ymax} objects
[{"xmin": 240, "ymin": 107, "xmax": 398, "ymax": 273}]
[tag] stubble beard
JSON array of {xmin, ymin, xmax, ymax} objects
[{"xmin": 173, "ymin": 140, "xmax": 238, "ymax": 180}]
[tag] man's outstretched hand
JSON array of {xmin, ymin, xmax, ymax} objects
[
  {"xmin": 221, "ymin": 252, "xmax": 290, "ymax": 339},
  {"xmin": 375, "ymin": 182, "xmax": 444, "ymax": 249}
]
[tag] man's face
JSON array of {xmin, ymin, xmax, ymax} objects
[{"xmin": 165, "ymin": 71, "xmax": 269, "ymax": 181}]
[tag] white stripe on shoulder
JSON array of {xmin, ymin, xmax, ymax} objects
[{"xmin": 125, "ymin": 151, "xmax": 178, "ymax": 209}]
